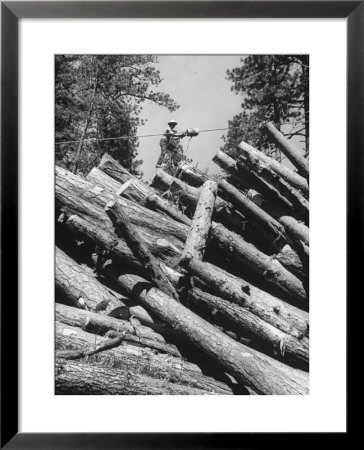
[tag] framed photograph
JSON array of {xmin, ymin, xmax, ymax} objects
[{"xmin": 1, "ymin": 0, "xmax": 357, "ymax": 447}]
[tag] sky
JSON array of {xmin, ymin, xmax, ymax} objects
[{"xmin": 136, "ymin": 55, "xmax": 243, "ymax": 182}]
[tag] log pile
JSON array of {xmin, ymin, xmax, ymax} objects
[{"xmin": 55, "ymin": 124, "xmax": 309, "ymax": 395}]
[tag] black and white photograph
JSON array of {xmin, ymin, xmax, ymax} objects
[{"xmin": 55, "ymin": 54, "xmax": 309, "ymax": 396}]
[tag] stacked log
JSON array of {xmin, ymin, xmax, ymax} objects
[
  {"xmin": 55, "ymin": 126, "xmax": 309, "ymax": 395},
  {"xmin": 213, "ymin": 151, "xmax": 309, "ymax": 255},
  {"xmin": 262, "ymin": 122, "xmax": 309, "ymax": 179},
  {"xmin": 56, "ymin": 322, "xmax": 233, "ymax": 395}
]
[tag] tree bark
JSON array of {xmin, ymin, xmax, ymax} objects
[
  {"xmin": 181, "ymin": 258, "xmax": 308, "ymax": 337},
  {"xmin": 56, "ymin": 322, "xmax": 233, "ymax": 395},
  {"xmin": 152, "ymin": 169, "xmax": 248, "ymax": 234},
  {"xmin": 146, "ymin": 193, "xmax": 191, "ymax": 226},
  {"xmin": 106, "ymin": 272, "xmax": 309, "ymax": 395},
  {"xmin": 56, "ymin": 303, "xmax": 180, "ymax": 357},
  {"xmin": 262, "ymin": 122, "xmax": 309, "ymax": 179},
  {"xmin": 247, "ymin": 189, "xmax": 309, "ymax": 262},
  {"xmin": 98, "ymin": 152, "xmax": 137, "ymax": 185},
  {"xmin": 169, "ymin": 164, "xmax": 300, "ymax": 256},
  {"xmin": 177, "ymin": 162, "xmax": 211, "ymax": 188},
  {"xmin": 55, "ymin": 360, "xmax": 230, "ymax": 395},
  {"xmin": 60, "ymin": 205, "xmax": 308, "ymax": 341},
  {"xmin": 186, "ymin": 287, "xmax": 308, "ymax": 369},
  {"xmin": 219, "ymin": 179, "xmax": 290, "ymax": 250},
  {"xmin": 212, "ymin": 150, "xmax": 250, "ymax": 189},
  {"xmin": 105, "ymin": 199, "xmax": 180, "ymax": 301},
  {"xmin": 150, "ymin": 166, "xmax": 305, "ymax": 277},
  {"xmin": 239, "ymin": 151, "xmax": 309, "ymax": 223},
  {"xmin": 238, "ymin": 141, "xmax": 309, "ymax": 196},
  {"xmin": 56, "ymin": 166, "xmax": 187, "ymax": 265},
  {"xmin": 57, "ymin": 167, "xmax": 307, "ymax": 307},
  {"xmin": 86, "ymin": 166, "xmax": 121, "ymax": 194},
  {"xmin": 56, "ymin": 246, "xmax": 124, "ymax": 314},
  {"xmin": 237, "ymin": 158, "xmax": 295, "ymax": 214},
  {"xmin": 98, "ymin": 167, "xmax": 306, "ymax": 304},
  {"xmin": 72, "ymin": 67, "xmax": 98, "ymax": 174},
  {"xmin": 210, "ymin": 223, "xmax": 307, "ymax": 308},
  {"xmin": 180, "ymin": 180, "xmax": 217, "ymax": 264},
  {"xmin": 214, "ymin": 150, "xmax": 300, "ymax": 216},
  {"xmin": 93, "ymin": 162, "xmax": 156, "ymax": 207}
]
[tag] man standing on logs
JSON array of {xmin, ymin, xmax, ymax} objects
[{"xmin": 156, "ymin": 119, "xmax": 187, "ymax": 169}]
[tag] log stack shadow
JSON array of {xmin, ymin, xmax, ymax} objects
[{"xmin": 55, "ymin": 127, "xmax": 309, "ymax": 395}]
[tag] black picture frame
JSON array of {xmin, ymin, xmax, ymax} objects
[{"xmin": 1, "ymin": 1, "xmax": 358, "ymax": 447}]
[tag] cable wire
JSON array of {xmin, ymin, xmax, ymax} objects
[{"xmin": 54, "ymin": 127, "xmax": 229, "ymax": 145}]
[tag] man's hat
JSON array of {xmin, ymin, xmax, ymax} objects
[{"xmin": 168, "ymin": 119, "xmax": 177, "ymax": 125}]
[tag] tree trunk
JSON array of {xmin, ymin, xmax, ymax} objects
[
  {"xmin": 210, "ymin": 223, "xmax": 307, "ymax": 308},
  {"xmin": 263, "ymin": 122, "xmax": 309, "ymax": 179},
  {"xmin": 72, "ymin": 68, "xmax": 98, "ymax": 174},
  {"xmin": 177, "ymin": 162, "xmax": 211, "ymax": 188},
  {"xmin": 247, "ymin": 190, "xmax": 309, "ymax": 261},
  {"xmin": 105, "ymin": 199, "xmax": 180, "ymax": 301},
  {"xmin": 93, "ymin": 161, "xmax": 156, "ymax": 207},
  {"xmin": 212, "ymin": 150, "xmax": 250, "ymax": 190},
  {"xmin": 98, "ymin": 152, "xmax": 137, "ymax": 185},
  {"xmin": 146, "ymin": 193, "xmax": 191, "ymax": 226},
  {"xmin": 56, "ymin": 166, "xmax": 187, "ymax": 265},
  {"xmin": 106, "ymin": 272, "xmax": 308, "ymax": 395},
  {"xmin": 153, "ymin": 165, "xmax": 305, "ymax": 277},
  {"xmin": 56, "ymin": 322, "xmax": 233, "ymax": 395},
  {"xmin": 237, "ymin": 159, "xmax": 296, "ymax": 214},
  {"xmin": 56, "ymin": 303, "xmax": 180, "ymax": 357},
  {"xmin": 240, "ymin": 151, "xmax": 309, "ymax": 224},
  {"xmin": 86, "ymin": 166, "xmax": 121, "ymax": 194},
  {"xmin": 59, "ymin": 205, "xmax": 308, "ymax": 341},
  {"xmin": 152, "ymin": 169, "xmax": 249, "ymax": 234},
  {"xmin": 180, "ymin": 180, "xmax": 218, "ymax": 264},
  {"xmin": 55, "ymin": 360, "xmax": 230, "ymax": 395},
  {"xmin": 56, "ymin": 246, "xmax": 124, "ymax": 314},
  {"xmin": 181, "ymin": 258, "xmax": 308, "ymax": 337},
  {"xmin": 151, "ymin": 169, "xmax": 279, "ymax": 255},
  {"xmin": 57, "ymin": 166, "xmax": 307, "ymax": 307},
  {"xmin": 219, "ymin": 179, "xmax": 290, "ymax": 250},
  {"xmin": 186, "ymin": 287, "xmax": 308, "ymax": 369},
  {"xmin": 238, "ymin": 141, "xmax": 308, "ymax": 196},
  {"xmin": 97, "ymin": 167, "xmax": 305, "ymax": 303}
]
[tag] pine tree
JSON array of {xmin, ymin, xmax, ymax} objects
[
  {"xmin": 55, "ymin": 55, "xmax": 179, "ymax": 176},
  {"xmin": 222, "ymin": 55, "xmax": 309, "ymax": 160}
]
